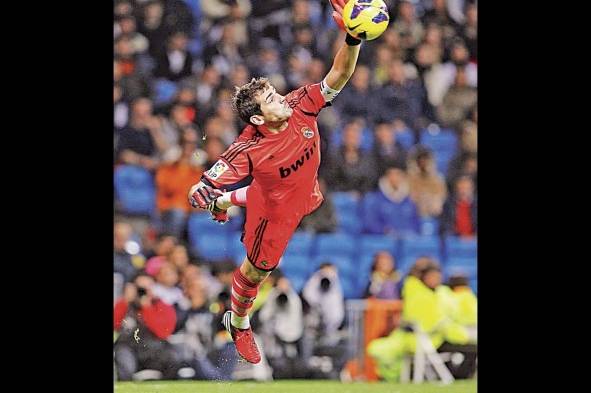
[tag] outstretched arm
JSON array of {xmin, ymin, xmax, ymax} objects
[{"xmin": 324, "ymin": 0, "xmax": 362, "ymax": 91}]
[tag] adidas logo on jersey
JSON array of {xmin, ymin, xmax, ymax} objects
[{"xmin": 279, "ymin": 141, "xmax": 317, "ymax": 178}]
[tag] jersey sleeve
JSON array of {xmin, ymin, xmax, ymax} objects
[
  {"xmin": 201, "ymin": 129, "xmax": 259, "ymax": 191},
  {"xmin": 287, "ymin": 83, "xmax": 328, "ymax": 117}
]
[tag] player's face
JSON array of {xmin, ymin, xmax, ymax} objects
[{"xmin": 256, "ymin": 85, "xmax": 293, "ymax": 123}]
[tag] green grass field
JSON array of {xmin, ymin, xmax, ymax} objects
[{"xmin": 115, "ymin": 379, "xmax": 477, "ymax": 393}]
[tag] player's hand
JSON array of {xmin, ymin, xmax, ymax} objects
[
  {"xmin": 329, "ymin": 0, "xmax": 347, "ymax": 32},
  {"xmin": 188, "ymin": 183, "xmax": 223, "ymax": 209}
]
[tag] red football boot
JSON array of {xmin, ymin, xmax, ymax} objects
[{"xmin": 222, "ymin": 311, "xmax": 261, "ymax": 364}]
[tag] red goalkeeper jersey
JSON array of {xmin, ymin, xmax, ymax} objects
[{"xmin": 201, "ymin": 83, "xmax": 328, "ymax": 219}]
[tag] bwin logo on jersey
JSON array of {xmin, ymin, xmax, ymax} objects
[
  {"xmin": 279, "ymin": 141, "xmax": 317, "ymax": 178},
  {"xmin": 301, "ymin": 127, "xmax": 314, "ymax": 139}
]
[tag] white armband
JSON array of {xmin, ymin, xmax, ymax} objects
[{"xmin": 320, "ymin": 78, "xmax": 341, "ymax": 103}]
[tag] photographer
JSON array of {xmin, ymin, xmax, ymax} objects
[
  {"xmin": 301, "ymin": 263, "xmax": 348, "ymax": 379},
  {"xmin": 258, "ymin": 275, "xmax": 305, "ymax": 378},
  {"xmin": 114, "ymin": 272, "xmax": 180, "ymax": 380},
  {"xmin": 170, "ymin": 277, "xmax": 239, "ymax": 380}
]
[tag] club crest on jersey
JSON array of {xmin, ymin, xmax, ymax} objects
[
  {"xmin": 301, "ymin": 127, "xmax": 314, "ymax": 139},
  {"xmin": 206, "ymin": 160, "xmax": 228, "ymax": 179}
]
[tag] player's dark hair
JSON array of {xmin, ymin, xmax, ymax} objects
[{"xmin": 232, "ymin": 77, "xmax": 269, "ymax": 124}]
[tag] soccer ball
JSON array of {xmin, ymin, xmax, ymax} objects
[{"xmin": 342, "ymin": 0, "xmax": 390, "ymax": 41}]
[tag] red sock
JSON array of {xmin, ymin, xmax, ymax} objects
[{"xmin": 230, "ymin": 268, "xmax": 259, "ymax": 328}]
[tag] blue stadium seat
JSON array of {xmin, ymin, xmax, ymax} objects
[
  {"xmin": 330, "ymin": 127, "xmax": 374, "ymax": 151},
  {"xmin": 445, "ymin": 236, "xmax": 477, "ymax": 259},
  {"xmin": 336, "ymin": 210, "xmax": 363, "ymax": 234},
  {"xmin": 332, "ymin": 192, "xmax": 362, "ymax": 234},
  {"xmin": 284, "ymin": 231, "xmax": 314, "ymax": 256},
  {"xmin": 192, "ymin": 233, "xmax": 229, "ymax": 261},
  {"xmin": 358, "ymin": 253, "xmax": 377, "ymax": 274},
  {"xmin": 341, "ymin": 276, "xmax": 363, "ymax": 299},
  {"xmin": 187, "ymin": 212, "xmax": 229, "ymax": 236},
  {"xmin": 227, "ymin": 231, "xmax": 246, "ymax": 262},
  {"xmin": 420, "ymin": 218, "xmax": 440, "ymax": 237},
  {"xmin": 470, "ymin": 279, "xmax": 478, "ymax": 294},
  {"xmin": 279, "ymin": 255, "xmax": 313, "ymax": 278},
  {"xmin": 360, "ymin": 234, "xmax": 398, "ymax": 259},
  {"xmin": 398, "ymin": 235, "xmax": 442, "ymax": 261},
  {"xmin": 420, "ymin": 128, "xmax": 458, "ymax": 152},
  {"xmin": 397, "ymin": 256, "xmax": 421, "ymax": 277},
  {"xmin": 314, "ymin": 233, "xmax": 356, "ymax": 256},
  {"xmin": 396, "ymin": 128, "xmax": 415, "ymax": 150},
  {"xmin": 312, "ymin": 254, "xmax": 355, "ymax": 280},
  {"xmin": 286, "ymin": 275, "xmax": 307, "ymax": 293},
  {"xmin": 332, "ymin": 192, "xmax": 361, "ymax": 210},
  {"xmin": 114, "ymin": 165, "xmax": 155, "ymax": 215},
  {"xmin": 153, "ymin": 79, "xmax": 178, "ymax": 106}
]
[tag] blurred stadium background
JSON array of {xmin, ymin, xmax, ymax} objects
[{"xmin": 113, "ymin": 0, "xmax": 477, "ymax": 388}]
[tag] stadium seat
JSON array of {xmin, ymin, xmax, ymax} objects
[
  {"xmin": 190, "ymin": 232, "xmax": 230, "ymax": 261},
  {"xmin": 332, "ymin": 192, "xmax": 362, "ymax": 234},
  {"xmin": 187, "ymin": 212, "xmax": 229, "ymax": 236},
  {"xmin": 419, "ymin": 217, "xmax": 439, "ymax": 237},
  {"xmin": 398, "ymin": 235, "xmax": 442, "ymax": 261},
  {"xmin": 114, "ymin": 165, "xmax": 155, "ymax": 215},
  {"xmin": 359, "ymin": 234, "xmax": 398, "ymax": 259},
  {"xmin": 286, "ymin": 275, "xmax": 307, "ymax": 293},
  {"xmin": 341, "ymin": 276, "xmax": 362, "ymax": 299},
  {"xmin": 332, "ymin": 192, "xmax": 361, "ymax": 210},
  {"xmin": 396, "ymin": 128, "xmax": 415, "ymax": 150},
  {"xmin": 279, "ymin": 255, "xmax": 313, "ymax": 278},
  {"xmin": 227, "ymin": 231, "xmax": 246, "ymax": 262},
  {"xmin": 419, "ymin": 128, "xmax": 458, "ymax": 152},
  {"xmin": 312, "ymin": 254, "xmax": 355, "ymax": 280},
  {"xmin": 330, "ymin": 127, "xmax": 374, "ymax": 151},
  {"xmin": 284, "ymin": 231, "xmax": 314, "ymax": 256},
  {"xmin": 445, "ymin": 236, "xmax": 477, "ymax": 259},
  {"xmin": 314, "ymin": 233, "xmax": 356, "ymax": 256},
  {"xmin": 445, "ymin": 257, "xmax": 477, "ymax": 280},
  {"xmin": 153, "ymin": 79, "xmax": 178, "ymax": 106}
]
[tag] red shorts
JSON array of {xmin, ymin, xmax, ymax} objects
[{"xmin": 242, "ymin": 188, "xmax": 304, "ymax": 271}]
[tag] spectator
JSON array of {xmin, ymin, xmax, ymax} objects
[
  {"xmin": 447, "ymin": 150, "xmax": 477, "ymax": 194},
  {"xmin": 362, "ymin": 165, "xmax": 421, "ymax": 236},
  {"xmin": 325, "ymin": 118, "xmax": 378, "ymax": 193},
  {"xmin": 114, "ymin": 82, "xmax": 129, "ymax": 130},
  {"xmin": 201, "ymin": 135, "xmax": 227, "ymax": 168},
  {"xmin": 203, "ymin": 22, "xmax": 247, "ymax": 77},
  {"xmin": 422, "ymin": 0, "xmax": 461, "ymax": 44},
  {"xmin": 440, "ymin": 176, "xmax": 477, "ymax": 238},
  {"xmin": 137, "ymin": 0, "xmax": 169, "ymax": 58},
  {"xmin": 172, "ymin": 277, "xmax": 239, "ymax": 380},
  {"xmin": 365, "ymin": 251, "xmax": 401, "ymax": 299},
  {"xmin": 372, "ymin": 44, "xmax": 395, "ymax": 87},
  {"xmin": 333, "ymin": 64, "xmax": 373, "ymax": 125},
  {"xmin": 152, "ymin": 261, "xmax": 187, "ymax": 307},
  {"xmin": 155, "ymin": 128, "xmax": 204, "ymax": 238},
  {"xmin": 372, "ymin": 121, "xmax": 408, "ymax": 177},
  {"xmin": 114, "ymin": 272, "xmax": 180, "ymax": 380},
  {"xmin": 168, "ymin": 244, "xmax": 191, "ymax": 273},
  {"xmin": 194, "ymin": 65, "xmax": 222, "ymax": 121},
  {"xmin": 116, "ymin": 98, "xmax": 167, "ymax": 171},
  {"xmin": 299, "ymin": 178, "xmax": 338, "ymax": 233},
  {"xmin": 116, "ymin": 15, "xmax": 149, "ymax": 55},
  {"xmin": 460, "ymin": 3, "xmax": 477, "ymax": 61},
  {"xmin": 302, "ymin": 263, "xmax": 345, "ymax": 339},
  {"xmin": 437, "ymin": 67, "xmax": 477, "ymax": 129},
  {"xmin": 114, "ymin": 222, "xmax": 142, "ymax": 283},
  {"xmin": 154, "ymin": 31, "xmax": 194, "ymax": 82},
  {"xmin": 407, "ymin": 146, "xmax": 447, "ymax": 217},
  {"xmin": 368, "ymin": 258, "xmax": 474, "ymax": 382},
  {"xmin": 427, "ymin": 40, "xmax": 477, "ymax": 106},
  {"xmin": 258, "ymin": 276, "xmax": 306, "ymax": 378},
  {"xmin": 370, "ymin": 59, "xmax": 433, "ymax": 130},
  {"xmin": 393, "ymin": 1, "xmax": 424, "ymax": 51}
]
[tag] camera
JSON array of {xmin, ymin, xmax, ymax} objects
[
  {"xmin": 319, "ymin": 277, "xmax": 331, "ymax": 292},
  {"xmin": 137, "ymin": 286, "xmax": 147, "ymax": 298},
  {"xmin": 275, "ymin": 293, "xmax": 289, "ymax": 309}
]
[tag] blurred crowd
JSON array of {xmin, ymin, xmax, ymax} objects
[{"xmin": 114, "ymin": 0, "xmax": 477, "ymax": 382}]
